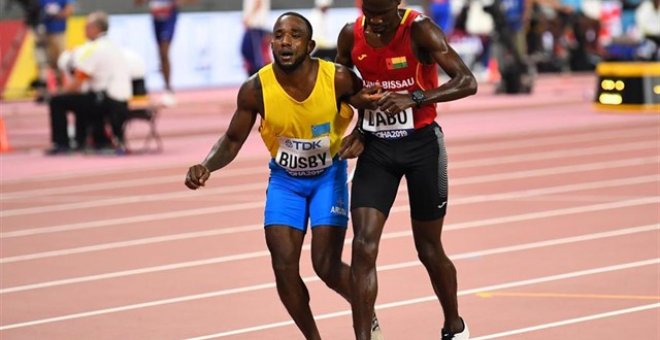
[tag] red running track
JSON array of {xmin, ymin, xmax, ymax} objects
[{"xmin": 1, "ymin": 74, "xmax": 659, "ymax": 339}]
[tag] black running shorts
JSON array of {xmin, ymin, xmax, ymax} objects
[{"xmin": 350, "ymin": 122, "xmax": 448, "ymax": 220}]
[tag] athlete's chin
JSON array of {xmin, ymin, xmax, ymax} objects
[
  {"xmin": 369, "ymin": 25, "xmax": 387, "ymax": 34},
  {"xmin": 274, "ymin": 59, "xmax": 301, "ymax": 71}
]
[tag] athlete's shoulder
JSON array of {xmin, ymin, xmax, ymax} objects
[
  {"xmin": 333, "ymin": 62, "xmax": 354, "ymax": 83},
  {"xmin": 410, "ymin": 10, "xmax": 447, "ymax": 41},
  {"xmin": 410, "ymin": 11, "xmax": 436, "ymax": 29},
  {"xmin": 237, "ymin": 73, "xmax": 263, "ymax": 111},
  {"xmin": 338, "ymin": 21, "xmax": 356, "ymax": 39}
]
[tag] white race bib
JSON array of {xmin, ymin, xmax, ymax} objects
[
  {"xmin": 362, "ymin": 107, "xmax": 414, "ymax": 139},
  {"xmin": 275, "ymin": 136, "xmax": 333, "ymax": 176}
]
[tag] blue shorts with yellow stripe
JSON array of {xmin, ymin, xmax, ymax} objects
[{"xmin": 264, "ymin": 158, "xmax": 348, "ymax": 232}]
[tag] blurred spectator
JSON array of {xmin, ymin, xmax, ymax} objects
[
  {"xmin": 424, "ymin": 0, "xmax": 454, "ymax": 34},
  {"xmin": 241, "ymin": 0, "xmax": 272, "ymax": 76},
  {"xmin": 464, "ymin": 0, "xmax": 495, "ymax": 80},
  {"xmin": 310, "ymin": 0, "xmax": 336, "ymax": 61},
  {"xmin": 483, "ymin": 0, "xmax": 535, "ymax": 93},
  {"xmin": 621, "ymin": 0, "xmax": 643, "ymax": 34},
  {"xmin": 635, "ymin": 0, "xmax": 660, "ymax": 59},
  {"xmin": 46, "ymin": 11, "xmax": 131, "ymax": 155},
  {"xmin": 40, "ymin": 0, "xmax": 74, "ymax": 73},
  {"xmin": 28, "ymin": 0, "xmax": 74, "ymax": 101},
  {"xmin": 559, "ymin": 0, "xmax": 602, "ymax": 69},
  {"xmin": 134, "ymin": 0, "xmax": 196, "ymax": 107}
]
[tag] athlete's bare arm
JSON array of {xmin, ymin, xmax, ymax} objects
[
  {"xmin": 376, "ymin": 15, "xmax": 477, "ymax": 114},
  {"xmin": 412, "ymin": 15, "xmax": 477, "ymax": 102},
  {"xmin": 185, "ymin": 77, "xmax": 262, "ymax": 189},
  {"xmin": 335, "ymin": 23, "xmax": 355, "ymax": 69}
]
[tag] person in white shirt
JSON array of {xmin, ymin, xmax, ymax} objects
[
  {"xmin": 635, "ymin": 0, "xmax": 660, "ymax": 60},
  {"xmin": 310, "ymin": 0, "xmax": 337, "ymax": 61},
  {"xmin": 241, "ymin": 0, "xmax": 272, "ymax": 76},
  {"xmin": 46, "ymin": 11, "xmax": 132, "ymax": 155}
]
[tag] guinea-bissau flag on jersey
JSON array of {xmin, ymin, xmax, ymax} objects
[{"xmin": 386, "ymin": 56, "xmax": 408, "ymax": 70}]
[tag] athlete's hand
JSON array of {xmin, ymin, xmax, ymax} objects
[
  {"xmin": 338, "ymin": 130, "xmax": 365, "ymax": 160},
  {"xmin": 377, "ymin": 91, "xmax": 415, "ymax": 116},
  {"xmin": 349, "ymin": 85, "xmax": 384, "ymax": 110},
  {"xmin": 185, "ymin": 164, "xmax": 211, "ymax": 190}
]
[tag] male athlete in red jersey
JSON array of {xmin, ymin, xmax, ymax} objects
[{"xmin": 335, "ymin": 0, "xmax": 477, "ymax": 339}]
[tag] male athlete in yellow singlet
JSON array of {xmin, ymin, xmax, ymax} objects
[{"xmin": 185, "ymin": 12, "xmax": 383, "ymax": 340}]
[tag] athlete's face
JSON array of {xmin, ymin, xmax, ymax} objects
[
  {"xmin": 271, "ymin": 15, "xmax": 314, "ymax": 71},
  {"xmin": 361, "ymin": 0, "xmax": 401, "ymax": 35}
]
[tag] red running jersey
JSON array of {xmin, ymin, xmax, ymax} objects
[{"xmin": 352, "ymin": 9, "xmax": 438, "ymax": 139}]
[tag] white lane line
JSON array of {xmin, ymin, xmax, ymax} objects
[
  {"xmin": 1, "ymin": 182, "xmax": 267, "ymax": 217},
  {"xmin": 0, "ymin": 256, "xmax": 656, "ymax": 332},
  {"xmin": 1, "ymin": 172, "xmax": 656, "ymax": 247},
  {"xmin": 183, "ymin": 259, "xmax": 660, "ymax": 339},
  {"xmin": 452, "ymin": 156, "xmax": 658, "ymax": 185},
  {"xmin": 2, "ymin": 138, "xmax": 655, "ymax": 202},
  {"xmin": 0, "ymin": 201, "xmax": 265, "ymax": 239},
  {"xmin": 470, "ymin": 303, "xmax": 660, "ymax": 340},
  {"xmin": 2, "ymin": 221, "xmax": 656, "ymax": 302},
  {"xmin": 0, "ymin": 162, "xmax": 660, "ymax": 238},
  {"xmin": 448, "ymin": 126, "xmax": 658, "ymax": 155},
  {"xmin": 3, "ymin": 156, "xmax": 656, "ymax": 217},
  {"xmin": 0, "ymin": 166, "xmax": 267, "ymax": 201},
  {"xmin": 0, "ymin": 224, "xmax": 262, "ymax": 264},
  {"xmin": 453, "ymin": 141, "xmax": 655, "ymax": 168},
  {"xmin": 2, "ymin": 125, "xmax": 654, "ymax": 186}
]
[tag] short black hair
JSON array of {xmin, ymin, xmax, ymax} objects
[{"xmin": 276, "ymin": 11, "xmax": 314, "ymax": 39}]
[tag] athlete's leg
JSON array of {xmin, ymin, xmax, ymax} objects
[
  {"xmin": 158, "ymin": 41, "xmax": 172, "ymax": 90},
  {"xmin": 263, "ymin": 163, "xmax": 320, "ymax": 339},
  {"xmin": 308, "ymin": 159, "xmax": 351, "ymax": 301},
  {"xmin": 350, "ymin": 142, "xmax": 401, "ymax": 340},
  {"xmin": 405, "ymin": 123, "xmax": 464, "ymax": 334},
  {"xmin": 410, "ymin": 218, "xmax": 463, "ymax": 333},
  {"xmin": 265, "ymin": 226, "xmax": 321, "ymax": 340},
  {"xmin": 153, "ymin": 13, "xmax": 176, "ymax": 92},
  {"xmin": 310, "ymin": 226, "xmax": 351, "ymax": 300},
  {"xmin": 350, "ymin": 207, "xmax": 388, "ymax": 339}
]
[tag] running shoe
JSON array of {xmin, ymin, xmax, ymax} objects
[
  {"xmin": 160, "ymin": 91, "xmax": 176, "ymax": 107},
  {"xmin": 371, "ymin": 314, "xmax": 384, "ymax": 340},
  {"xmin": 441, "ymin": 318, "xmax": 469, "ymax": 340}
]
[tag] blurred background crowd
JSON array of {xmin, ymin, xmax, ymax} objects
[{"xmin": 1, "ymin": 0, "xmax": 658, "ymax": 102}]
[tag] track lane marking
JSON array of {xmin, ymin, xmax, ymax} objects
[
  {"xmin": 3, "ymin": 156, "xmax": 657, "ymax": 217},
  {"xmin": 1, "ymin": 259, "xmax": 657, "ymax": 332},
  {"xmin": 476, "ymin": 291, "xmax": 660, "ymax": 301},
  {"xmin": 2, "ymin": 139, "xmax": 656, "ymax": 201},
  {"xmin": 470, "ymin": 303, "xmax": 660, "ymax": 340}
]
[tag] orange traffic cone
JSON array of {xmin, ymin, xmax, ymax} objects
[
  {"xmin": 488, "ymin": 58, "xmax": 501, "ymax": 83},
  {"xmin": 0, "ymin": 116, "xmax": 12, "ymax": 153}
]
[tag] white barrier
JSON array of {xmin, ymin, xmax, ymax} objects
[{"xmin": 108, "ymin": 8, "xmax": 361, "ymax": 91}]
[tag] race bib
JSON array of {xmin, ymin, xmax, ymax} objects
[
  {"xmin": 362, "ymin": 107, "xmax": 414, "ymax": 139},
  {"xmin": 275, "ymin": 136, "xmax": 333, "ymax": 176}
]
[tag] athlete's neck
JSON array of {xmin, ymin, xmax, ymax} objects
[{"xmin": 273, "ymin": 58, "xmax": 318, "ymax": 102}]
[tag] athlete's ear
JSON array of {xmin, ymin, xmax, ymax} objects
[{"xmin": 307, "ymin": 39, "xmax": 316, "ymax": 54}]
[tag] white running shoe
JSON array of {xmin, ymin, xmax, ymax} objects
[
  {"xmin": 441, "ymin": 318, "xmax": 469, "ymax": 340},
  {"xmin": 160, "ymin": 91, "xmax": 176, "ymax": 107},
  {"xmin": 371, "ymin": 314, "xmax": 384, "ymax": 340}
]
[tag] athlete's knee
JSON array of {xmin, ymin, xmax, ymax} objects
[
  {"xmin": 311, "ymin": 254, "xmax": 338, "ymax": 282},
  {"xmin": 415, "ymin": 240, "xmax": 448, "ymax": 267},
  {"xmin": 271, "ymin": 258, "xmax": 300, "ymax": 278},
  {"xmin": 352, "ymin": 235, "xmax": 379, "ymax": 266}
]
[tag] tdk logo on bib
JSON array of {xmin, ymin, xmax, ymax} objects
[
  {"xmin": 277, "ymin": 136, "xmax": 333, "ymax": 175},
  {"xmin": 285, "ymin": 139, "xmax": 323, "ymax": 150}
]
